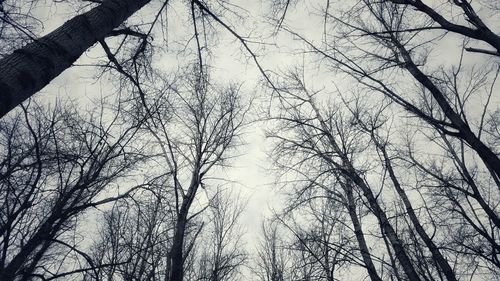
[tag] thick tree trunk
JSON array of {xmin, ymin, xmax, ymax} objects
[
  {"xmin": 169, "ymin": 214, "xmax": 187, "ymax": 281},
  {"xmin": 0, "ymin": 0, "xmax": 151, "ymax": 118}
]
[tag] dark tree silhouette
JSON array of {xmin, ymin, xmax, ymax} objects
[
  {"xmin": 0, "ymin": 0, "xmax": 152, "ymax": 117},
  {"xmin": 0, "ymin": 100, "xmax": 146, "ymax": 281}
]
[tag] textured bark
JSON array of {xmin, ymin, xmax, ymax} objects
[{"xmin": 0, "ymin": 0, "xmax": 151, "ymax": 118}]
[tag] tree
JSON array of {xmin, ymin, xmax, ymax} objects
[
  {"xmin": 348, "ymin": 99, "xmax": 461, "ymax": 280},
  {"xmin": 148, "ymin": 68, "xmax": 246, "ymax": 281},
  {"xmin": 86, "ymin": 188, "xmax": 174, "ymax": 281},
  {"xmin": 0, "ymin": 0, "xmax": 152, "ymax": 118},
  {"xmin": 286, "ymin": 0, "xmax": 500, "ymax": 178},
  {"xmin": 283, "ymin": 0, "xmax": 500, "ymax": 179},
  {"xmin": 263, "ymin": 55, "xmax": 499, "ymax": 277},
  {"xmin": 87, "ymin": 66, "xmax": 248, "ymax": 281},
  {"xmin": 254, "ymin": 221, "xmax": 289, "ymax": 281},
  {"xmin": 266, "ymin": 1, "xmax": 499, "ymax": 277},
  {"xmin": 1, "ymin": 1, "xmax": 498, "ymax": 280},
  {"xmin": 0, "ymin": 0, "xmax": 44, "ymax": 57},
  {"xmin": 274, "ymin": 198, "xmax": 353, "ymax": 281},
  {"xmin": 0, "ymin": 0, "xmax": 264, "ymax": 119},
  {"xmin": 194, "ymin": 189, "xmax": 247, "ymax": 281},
  {"xmin": 266, "ymin": 69, "xmax": 425, "ymax": 281},
  {"xmin": 0, "ymin": 99, "xmax": 146, "ymax": 281}
]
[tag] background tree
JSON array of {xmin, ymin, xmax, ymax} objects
[
  {"xmin": 194, "ymin": 189, "xmax": 247, "ymax": 281},
  {"xmin": 148, "ymin": 68, "xmax": 246, "ymax": 281},
  {"xmin": 265, "ymin": 69, "xmax": 418, "ymax": 280},
  {"xmin": 274, "ymin": 197, "xmax": 353, "ymax": 281},
  {"xmin": 254, "ymin": 221, "xmax": 290, "ymax": 281},
  {"xmin": 0, "ymin": 99, "xmax": 146, "ymax": 281},
  {"xmin": 262, "ymin": 0, "xmax": 499, "ymax": 279},
  {"xmin": 87, "ymin": 66, "xmax": 248, "ymax": 281},
  {"xmin": 86, "ymin": 187, "xmax": 175, "ymax": 281}
]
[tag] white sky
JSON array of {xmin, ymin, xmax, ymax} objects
[
  {"xmin": 10, "ymin": 0, "xmax": 500, "ymax": 279},
  {"xmin": 30, "ymin": 0, "xmax": 292, "ymax": 269}
]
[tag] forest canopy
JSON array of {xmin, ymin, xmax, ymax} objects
[{"xmin": 0, "ymin": 1, "xmax": 498, "ymax": 280}]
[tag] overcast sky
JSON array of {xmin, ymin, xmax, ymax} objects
[{"xmin": 11, "ymin": 1, "xmax": 499, "ymax": 280}]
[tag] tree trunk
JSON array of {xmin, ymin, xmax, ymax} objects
[
  {"xmin": 0, "ymin": 213, "xmax": 62, "ymax": 280},
  {"xmin": 169, "ymin": 214, "xmax": 187, "ymax": 281},
  {"xmin": 438, "ymin": 134, "xmax": 500, "ymax": 228},
  {"xmin": 348, "ymin": 170, "xmax": 422, "ymax": 281},
  {"xmin": 394, "ymin": 40, "xmax": 500, "ymax": 179},
  {"xmin": 344, "ymin": 185, "xmax": 383, "ymax": 281},
  {"xmin": 0, "ymin": 0, "xmax": 151, "ymax": 118},
  {"xmin": 389, "ymin": 0, "xmax": 500, "ymax": 54},
  {"xmin": 169, "ymin": 172, "xmax": 201, "ymax": 281},
  {"xmin": 308, "ymin": 98, "xmax": 422, "ymax": 281},
  {"xmin": 378, "ymin": 143, "xmax": 458, "ymax": 281}
]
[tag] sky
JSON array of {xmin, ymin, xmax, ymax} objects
[
  {"xmin": 30, "ymin": 0, "xmax": 338, "ymax": 239},
  {"xmin": 6, "ymin": 0, "xmax": 500, "ymax": 280},
  {"xmin": 29, "ymin": 0, "xmax": 294, "ymax": 267}
]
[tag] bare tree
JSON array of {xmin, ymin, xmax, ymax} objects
[
  {"xmin": 345, "ymin": 100, "xmax": 459, "ymax": 281},
  {"xmin": 147, "ymin": 69, "xmax": 246, "ymax": 281},
  {"xmin": 266, "ymin": 68, "xmax": 426, "ymax": 280},
  {"xmin": 194, "ymin": 189, "xmax": 247, "ymax": 281},
  {"xmin": 86, "ymin": 186, "xmax": 175, "ymax": 281},
  {"xmin": 254, "ymin": 221, "xmax": 289, "ymax": 281},
  {"xmin": 0, "ymin": 99, "xmax": 146, "ymax": 281},
  {"xmin": 0, "ymin": 0, "xmax": 152, "ymax": 117},
  {"xmin": 0, "ymin": 0, "xmax": 45, "ymax": 56},
  {"xmin": 274, "ymin": 196, "xmax": 355, "ymax": 281},
  {"xmin": 87, "ymin": 65, "xmax": 248, "ymax": 281},
  {"xmin": 265, "ymin": 1, "xmax": 499, "ymax": 278},
  {"xmin": 282, "ymin": 0, "xmax": 500, "ymax": 180}
]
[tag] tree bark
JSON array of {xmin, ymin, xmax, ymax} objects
[
  {"xmin": 169, "ymin": 214, "xmax": 187, "ymax": 281},
  {"xmin": 0, "ymin": 0, "xmax": 151, "ymax": 118}
]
